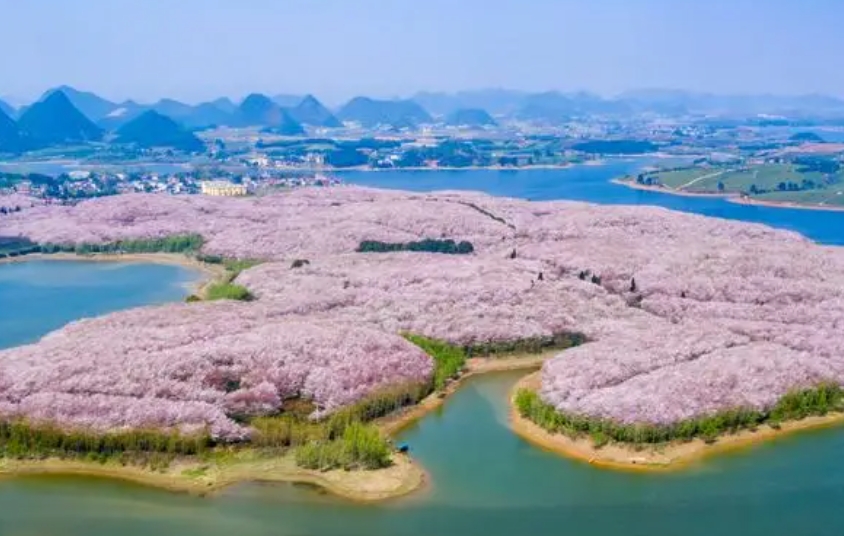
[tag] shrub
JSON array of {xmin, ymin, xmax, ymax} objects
[
  {"xmin": 294, "ymin": 422, "xmax": 391, "ymax": 471},
  {"xmin": 403, "ymin": 334, "xmax": 466, "ymax": 391},
  {"xmin": 0, "ymin": 420, "xmax": 211, "ymax": 464},
  {"xmin": 357, "ymin": 239, "xmax": 474, "ymax": 255},
  {"xmin": 40, "ymin": 234, "xmax": 205, "ymax": 256},
  {"xmin": 204, "ymin": 282, "xmax": 253, "ymax": 301}
]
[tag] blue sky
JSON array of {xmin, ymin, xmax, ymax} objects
[{"xmin": 1, "ymin": 0, "xmax": 842, "ymax": 104}]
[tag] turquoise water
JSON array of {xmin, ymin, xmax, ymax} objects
[
  {"xmin": 3, "ymin": 167, "xmax": 844, "ymax": 535},
  {"xmin": 0, "ymin": 260, "xmax": 199, "ymax": 349},
  {"xmin": 3, "ymin": 372, "xmax": 844, "ymax": 536}
]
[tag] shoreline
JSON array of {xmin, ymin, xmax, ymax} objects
[
  {"xmin": 0, "ymin": 353, "xmax": 552, "ymax": 502},
  {"xmin": 378, "ymin": 353, "xmax": 551, "ymax": 436},
  {"xmin": 509, "ymin": 372, "xmax": 844, "ymax": 472},
  {"xmin": 333, "ymin": 163, "xmax": 596, "ymax": 172},
  {"xmin": 612, "ymin": 178, "xmax": 844, "ymax": 213},
  {"xmin": 0, "ymin": 252, "xmax": 226, "ymax": 295},
  {"xmin": 0, "ymin": 450, "xmax": 426, "ymax": 502}
]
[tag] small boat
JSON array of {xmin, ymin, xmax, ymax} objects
[{"xmin": 396, "ymin": 443, "xmax": 410, "ymax": 453}]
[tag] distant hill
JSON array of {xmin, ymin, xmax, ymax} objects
[
  {"xmin": 288, "ymin": 95, "xmax": 341, "ymax": 127},
  {"xmin": 273, "ymin": 94, "xmax": 306, "ymax": 107},
  {"xmin": 17, "ymin": 91, "xmax": 103, "ymax": 145},
  {"xmin": 414, "ymin": 89, "xmax": 528, "ymax": 116},
  {"xmin": 445, "ymin": 108, "xmax": 496, "ymax": 127},
  {"xmin": 516, "ymin": 92, "xmax": 630, "ymax": 123},
  {"xmin": 183, "ymin": 102, "xmax": 233, "ymax": 129},
  {"xmin": 40, "ymin": 85, "xmax": 117, "ymax": 121},
  {"xmin": 237, "ymin": 94, "xmax": 304, "ymax": 134},
  {"xmin": 0, "ymin": 108, "xmax": 24, "ymax": 153},
  {"xmin": 211, "ymin": 97, "xmax": 238, "ymax": 115},
  {"xmin": 99, "ymin": 99, "xmax": 235, "ymax": 132},
  {"xmin": 115, "ymin": 110, "xmax": 205, "ymax": 152},
  {"xmin": 337, "ymin": 97, "xmax": 432, "ymax": 127},
  {"xmin": 152, "ymin": 99, "xmax": 195, "ymax": 119},
  {"xmin": 97, "ymin": 100, "xmax": 148, "ymax": 130},
  {"xmin": 617, "ymin": 89, "xmax": 844, "ymax": 116},
  {"xmin": 0, "ymin": 99, "xmax": 15, "ymax": 119}
]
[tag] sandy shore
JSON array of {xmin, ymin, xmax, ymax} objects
[
  {"xmin": 509, "ymin": 372, "xmax": 844, "ymax": 472},
  {"xmin": 0, "ymin": 354, "xmax": 552, "ymax": 501},
  {"xmin": 612, "ymin": 178, "xmax": 844, "ymax": 213},
  {"xmin": 0, "ymin": 450, "xmax": 425, "ymax": 502},
  {"xmin": 0, "ymin": 252, "xmax": 226, "ymax": 295}
]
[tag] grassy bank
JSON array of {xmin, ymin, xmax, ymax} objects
[
  {"xmin": 0, "ymin": 448, "xmax": 424, "ymax": 501},
  {"xmin": 514, "ymin": 383, "xmax": 844, "ymax": 447}
]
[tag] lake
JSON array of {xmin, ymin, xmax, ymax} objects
[
  {"xmin": 3, "ymin": 371, "xmax": 844, "ymax": 536},
  {"xmin": 0, "ymin": 260, "xmax": 199, "ymax": 349},
  {"xmin": 340, "ymin": 162, "xmax": 844, "ymax": 245},
  {"xmin": 3, "ymin": 166, "xmax": 844, "ymax": 536}
]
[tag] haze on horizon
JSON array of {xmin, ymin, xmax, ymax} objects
[{"xmin": 1, "ymin": 0, "xmax": 842, "ymax": 105}]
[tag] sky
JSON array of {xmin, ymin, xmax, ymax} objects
[{"xmin": 1, "ymin": 0, "xmax": 842, "ymax": 105}]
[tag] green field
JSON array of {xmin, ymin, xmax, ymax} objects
[
  {"xmin": 642, "ymin": 163, "xmax": 844, "ymax": 206},
  {"xmin": 645, "ymin": 168, "xmax": 719, "ymax": 189},
  {"xmin": 754, "ymin": 189, "xmax": 844, "ymax": 207}
]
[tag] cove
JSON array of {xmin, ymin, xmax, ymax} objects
[
  {"xmin": 0, "ymin": 260, "xmax": 200, "ymax": 349},
  {"xmin": 340, "ymin": 163, "xmax": 844, "ymax": 245},
  {"xmin": 3, "ymin": 371, "xmax": 844, "ymax": 536}
]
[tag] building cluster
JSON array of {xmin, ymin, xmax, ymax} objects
[
  {"xmin": 200, "ymin": 180, "xmax": 248, "ymax": 196},
  {"xmin": 1, "ymin": 170, "xmax": 341, "ymax": 202}
]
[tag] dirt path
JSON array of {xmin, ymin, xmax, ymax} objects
[{"xmin": 677, "ymin": 169, "xmax": 728, "ymax": 190}]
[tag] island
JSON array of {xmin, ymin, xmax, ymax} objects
[{"xmin": 1, "ymin": 185, "xmax": 844, "ymax": 493}]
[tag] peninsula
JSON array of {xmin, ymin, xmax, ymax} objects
[
  {"xmin": 616, "ymin": 159, "xmax": 844, "ymax": 212},
  {"xmin": 2, "ymin": 186, "xmax": 844, "ymax": 491}
]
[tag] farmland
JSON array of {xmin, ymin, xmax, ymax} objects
[{"xmin": 628, "ymin": 161, "xmax": 844, "ymax": 208}]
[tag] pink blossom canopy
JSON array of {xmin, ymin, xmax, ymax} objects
[{"xmin": 3, "ymin": 187, "xmax": 844, "ymax": 430}]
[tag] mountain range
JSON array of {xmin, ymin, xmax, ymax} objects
[
  {"xmin": 0, "ymin": 108, "xmax": 24, "ymax": 153},
  {"xmin": 4, "ymin": 85, "xmax": 844, "ymax": 155},
  {"xmin": 414, "ymin": 89, "xmax": 528, "ymax": 116},
  {"xmin": 17, "ymin": 91, "xmax": 104, "ymax": 146},
  {"xmin": 288, "ymin": 95, "xmax": 341, "ymax": 128},
  {"xmin": 445, "ymin": 108, "xmax": 497, "ymax": 127},
  {"xmin": 337, "ymin": 97, "xmax": 432, "ymax": 128},
  {"xmin": 0, "ymin": 99, "xmax": 15, "ymax": 119},
  {"xmin": 39, "ymin": 85, "xmax": 118, "ymax": 122},
  {"xmin": 115, "ymin": 110, "xmax": 205, "ymax": 152},
  {"xmin": 236, "ymin": 93, "xmax": 305, "ymax": 135}
]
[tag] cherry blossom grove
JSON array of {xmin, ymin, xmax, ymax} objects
[
  {"xmin": 0, "ymin": 193, "xmax": 42, "ymax": 213},
  {"xmin": 0, "ymin": 302, "xmax": 432, "ymax": 439},
  {"xmin": 2, "ymin": 187, "xmax": 844, "ymax": 431}
]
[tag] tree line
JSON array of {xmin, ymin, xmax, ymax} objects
[
  {"xmin": 357, "ymin": 239, "xmax": 474, "ymax": 255},
  {"xmin": 515, "ymin": 382, "xmax": 844, "ymax": 447}
]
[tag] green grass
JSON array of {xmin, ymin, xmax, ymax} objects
[
  {"xmin": 755, "ymin": 189, "xmax": 844, "ymax": 206},
  {"xmin": 294, "ymin": 422, "xmax": 391, "ymax": 471},
  {"xmin": 647, "ymin": 163, "xmax": 844, "ymax": 203},
  {"xmin": 195, "ymin": 254, "xmax": 263, "ymax": 276},
  {"xmin": 181, "ymin": 465, "xmax": 210, "ymax": 478},
  {"xmin": 515, "ymin": 382, "xmax": 844, "ymax": 447},
  {"xmin": 649, "ymin": 168, "xmax": 720, "ymax": 189},
  {"xmin": 204, "ymin": 282, "xmax": 253, "ymax": 301},
  {"xmin": 403, "ymin": 334, "xmax": 467, "ymax": 391}
]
